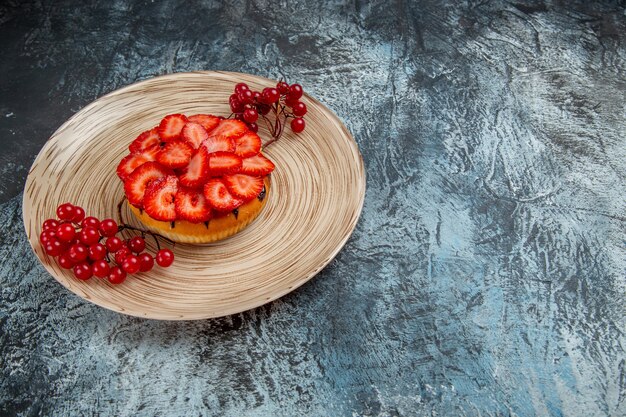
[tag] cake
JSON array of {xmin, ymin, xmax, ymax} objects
[{"xmin": 116, "ymin": 114, "xmax": 275, "ymax": 243}]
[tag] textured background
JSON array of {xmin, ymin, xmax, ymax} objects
[{"xmin": 1, "ymin": 1, "xmax": 625, "ymax": 416}]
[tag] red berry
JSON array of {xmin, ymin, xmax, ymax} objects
[
  {"xmin": 122, "ymin": 255, "xmax": 141, "ymax": 274},
  {"xmin": 99, "ymin": 219, "xmax": 118, "ymax": 237},
  {"xmin": 243, "ymin": 108, "xmax": 258, "ymax": 123},
  {"xmin": 58, "ymin": 252, "xmax": 75, "ymax": 269},
  {"xmin": 291, "ymin": 117, "xmax": 306, "ymax": 133},
  {"xmin": 252, "ymin": 91, "xmax": 261, "ymax": 102},
  {"xmin": 92, "ymin": 260, "xmax": 110, "ymax": 278},
  {"xmin": 39, "ymin": 230, "xmax": 56, "ymax": 245},
  {"xmin": 285, "ymin": 95, "xmax": 300, "ymax": 107},
  {"xmin": 56, "ymin": 203, "xmax": 75, "ymax": 221},
  {"xmin": 138, "ymin": 253, "xmax": 154, "ymax": 272},
  {"xmin": 261, "ymin": 87, "xmax": 280, "ymax": 104},
  {"xmin": 72, "ymin": 262, "xmax": 92, "ymax": 280},
  {"xmin": 55, "ymin": 224, "xmax": 76, "ymax": 242},
  {"xmin": 289, "ymin": 83, "xmax": 303, "ymax": 99},
  {"xmin": 114, "ymin": 248, "xmax": 131, "ymax": 265},
  {"xmin": 79, "ymin": 227, "xmax": 100, "ymax": 246},
  {"xmin": 292, "ymin": 102, "xmax": 307, "ymax": 117},
  {"xmin": 88, "ymin": 243, "xmax": 107, "ymax": 261},
  {"xmin": 68, "ymin": 243, "xmax": 89, "ymax": 262},
  {"xmin": 105, "ymin": 236, "xmax": 124, "ymax": 253},
  {"xmin": 257, "ymin": 104, "xmax": 271, "ymax": 115},
  {"xmin": 229, "ymin": 95, "xmax": 244, "ymax": 113},
  {"xmin": 234, "ymin": 83, "xmax": 249, "ymax": 94},
  {"xmin": 128, "ymin": 236, "xmax": 146, "ymax": 253},
  {"xmin": 247, "ymin": 122, "xmax": 259, "ymax": 133},
  {"xmin": 108, "ymin": 266, "xmax": 127, "ymax": 284},
  {"xmin": 44, "ymin": 239, "xmax": 64, "ymax": 256},
  {"xmin": 81, "ymin": 216, "xmax": 100, "ymax": 229},
  {"xmin": 238, "ymin": 89, "xmax": 254, "ymax": 105},
  {"xmin": 277, "ymin": 81, "xmax": 290, "ymax": 95},
  {"xmin": 43, "ymin": 219, "xmax": 60, "ymax": 231},
  {"xmin": 156, "ymin": 249, "xmax": 174, "ymax": 267},
  {"xmin": 72, "ymin": 206, "xmax": 85, "ymax": 223}
]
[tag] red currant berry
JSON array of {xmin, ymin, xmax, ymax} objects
[
  {"xmin": 128, "ymin": 236, "xmax": 146, "ymax": 253},
  {"xmin": 105, "ymin": 236, "xmax": 124, "ymax": 253},
  {"xmin": 114, "ymin": 248, "xmax": 131, "ymax": 265},
  {"xmin": 88, "ymin": 243, "xmax": 107, "ymax": 261},
  {"xmin": 289, "ymin": 83, "xmax": 303, "ymax": 99},
  {"xmin": 107, "ymin": 266, "xmax": 127, "ymax": 284},
  {"xmin": 292, "ymin": 102, "xmax": 307, "ymax": 117},
  {"xmin": 234, "ymin": 83, "xmax": 249, "ymax": 94},
  {"xmin": 72, "ymin": 206, "xmax": 85, "ymax": 223},
  {"xmin": 81, "ymin": 216, "xmax": 100, "ymax": 229},
  {"xmin": 68, "ymin": 243, "xmax": 89, "ymax": 262},
  {"xmin": 56, "ymin": 203, "xmax": 75, "ymax": 221},
  {"xmin": 92, "ymin": 260, "xmax": 110, "ymax": 278},
  {"xmin": 262, "ymin": 87, "xmax": 280, "ymax": 104},
  {"xmin": 285, "ymin": 95, "xmax": 300, "ymax": 107},
  {"xmin": 138, "ymin": 253, "xmax": 154, "ymax": 272},
  {"xmin": 277, "ymin": 81, "xmax": 290, "ymax": 95},
  {"xmin": 43, "ymin": 219, "xmax": 60, "ymax": 231},
  {"xmin": 243, "ymin": 108, "xmax": 258, "ymax": 123},
  {"xmin": 247, "ymin": 122, "xmax": 259, "ymax": 132},
  {"xmin": 55, "ymin": 224, "xmax": 76, "ymax": 242},
  {"xmin": 79, "ymin": 227, "xmax": 100, "ymax": 246},
  {"xmin": 99, "ymin": 219, "xmax": 118, "ymax": 237},
  {"xmin": 252, "ymin": 91, "xmax": 261, "ymax": 102},
  {"xmin": 234, "ymin": 113, "xmax": 244, "ymax": 121},
  {"xmin": 58, "ymin": 252, "xmax": 75, "ymax": 269},
  {"xmin": 122, "ymin": 255, "xmax": 141, "ymax": 274},
  {"xmin": 40, "ymin": 230, "xmax": 56, "ymax": 245},
  {"xmin": 238, "ymin": 89, "xmax": 254, "ymax": 105},
  {"xmin": 72, "ymin": 262, "xmax": 92, "ymax": 280},
  {"xmin": 156, "ymin": 249, "xmax": 175, "ymax": 267},
  {"xmin": 229, "ymin": 95, "xmax": 244, "ymax": 113},
  {"xmin": 291, "ymin": 117, "xmax": 306, "ymax": 133},
  {"xmin": 44, "ymin": 239, "xmax": 64, "ymax": 256},
  {"xmin": 257, "ymin": 104, "xmax": 271, "ymax": 115}
]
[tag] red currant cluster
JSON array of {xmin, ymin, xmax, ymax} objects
[
  {"xmin": 39, "ymin": 203, "xmax": 175, "ymax": 284},
  {"xmin": 229, "ymin": 81, "xmax": 307, "ymax": 143}
]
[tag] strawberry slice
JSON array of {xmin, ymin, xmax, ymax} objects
[
  {"xmin": 207, "ymin": 119, "xmax": 247, "ymax": 141},
  {"xmin": 203, "ymin": 178, "xmax": 244, "ymax": 212},
  {"xmin": 240, "ymin": 154, "xmax": 275, "ymax": 176},
  {"xmin": 129, "ymin": 128, "xmax": 161, "ymax": 153},
  {"xmin": 179, "ymin": 147, "xmax": 210, "ymax": 188},
  {"xmin": 144, "ymin": 176, "xmax": 179, "ymax": 221},
  {"xmin": 158, "ymin": 114, "xmax": 188, "ymax": 142},
  {"xmin": 156, "ymin": 140, "xmax": 193, "ymax": 168},
  {"xmin": 116, "ymin": 144, "xmax": 160, "ymax": 181},
  {"xmin": 208, "ymin": 151, "xmax": 242, "ymax": 176},
  {"xmin": 175, "ymin": 187, "xmax": 212, "ymax": 223},
  {"xmin": 223, "ymin": 174, "xmax": 264, "ymax": 202},
  {"xmin": 140, "ymin": 144, "xmax": 161, "ymax": 160},
  {"xmin": 188, "ymin": 114, "xmax": 220, "ymax": 133},
  {"xmin": 234, "ymin": 131, "xmax": 262, "ymax": 158},
  {"xmin": 181, "ymin": 122, "xmax": 208, "ymax": 149},
  {"xmin": 123, "ymin": 161, "xmax": 173, "ymax": 208},
  {"xmin": 202, "ymin": 136, "xmax": 235, "ymax": 154}
]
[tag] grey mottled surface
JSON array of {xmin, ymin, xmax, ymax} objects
[{"xmin": 1, "ymin": 1, "xmax": 625, "ymax": 416}]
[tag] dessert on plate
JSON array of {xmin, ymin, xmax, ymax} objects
[{"xmin": 117, "ymin": 114, "xmax": 275, "ymax": 243}]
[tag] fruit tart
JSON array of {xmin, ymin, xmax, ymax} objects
[{"xmin": 117, "ymin": 114, "xmax": 275, "ymax": 244}]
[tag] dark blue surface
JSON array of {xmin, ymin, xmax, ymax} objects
[{"xmin": 1, "ymin": 1, "xmax": 625, "ymax": 416}]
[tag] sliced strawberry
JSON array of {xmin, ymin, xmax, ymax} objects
[
  {"xmin": 201, "ymin": 136, "xmax": 235, "ymax": 154},
  {"xmin": 123, "ymin": 162, "xmax": 173, "ymax": 208},
  {"xmin": 181, "ymin": 122, "xmax": 208, "ymax": 149},
  {"xmin": 240, "ymin": 154, "xmax": 275, "ymax": 176},
  {"xmin": 188, "ymin": 114, "xmax": 220, "ymax": 133},
  {"xmin": 234, "ymin": 131, "xmax": 262, "ymax": 158},
  {"xmin": 156, "ymin": 140, "xmax": 193, "ymax": 168},
  {"xmin": 175, "ymin": 187, "xmax": 212, "ymax": 223},
  {"xmin": 129, "ymin": 128, "xmax": 161, "ymax": 153},
  {"xmin": 117, "ymin": 153, "xmax": 151, "ymax": 181},
  {"xmin": 144, "ymin": 176, "xmax": 179, "ymax": 221},
  {"xmin": 223, "ymin": 174, "xmax": 264, "ymax": 202},
  {"xmin": 179, "ymin": 147, "xmax": 210, "ymax": 188},
  {"xmin": 203, "ymin": 178, "xmax": 244, "ymax": 212},
  {"xmin": 208, "ymin": 151, "xmax": 242, "ymax": 176},
  {"xmin": 207, "ymin": 119, "xmax": 247, "ymax": 141},
  {"xmin": 157, "ymin": 114, "xmax": 188, "ymax": 142},
  {"xmin": 140, "ymin": 144, "xmax": 161, "ymax": 160}
]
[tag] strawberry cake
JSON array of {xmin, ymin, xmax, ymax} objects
[{"xmin": 116, "ymin": 114, "xmax": 275, "ymax": 243}]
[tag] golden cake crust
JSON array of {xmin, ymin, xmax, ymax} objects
[{"xmin": 128, "ymin": 177, "xmax": 270, "ymax": 244}]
